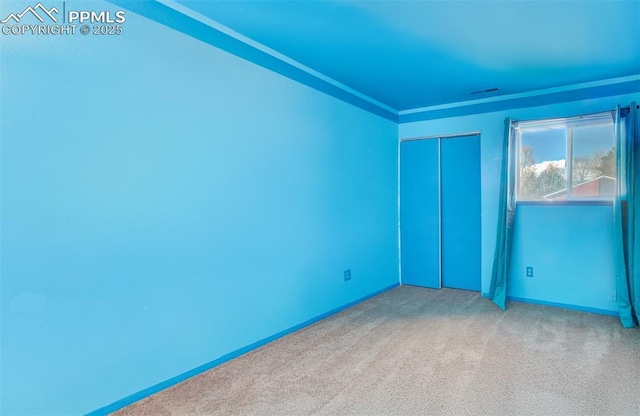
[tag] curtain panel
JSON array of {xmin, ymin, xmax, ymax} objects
[
  {"xmin": 489, "ymin": 118, "xmax": 516, "ymax": 310},
  {"xmin": 614, "ymin": 103, "xmax": 639, "ymax": 328}
]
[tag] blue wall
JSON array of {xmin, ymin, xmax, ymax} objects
[
  {"xmin": 509, "ymin": 204, "xmax": 616, "ymax": 312},
  {"xmin": 399, "ymin": 92, "xmax": 640, "ymax": 312},
  {"xmin": 0, "ymin": 1, "xmax": 399, "ymax": 414}
]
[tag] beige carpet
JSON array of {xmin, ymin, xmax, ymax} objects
[{"xmin": 115, "ymin": 286, "xmax": 640, "ymax": 415}]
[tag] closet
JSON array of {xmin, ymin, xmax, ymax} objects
[{"xmin": 400, "ymin": 133, "xmax": 481, "ymax": 291}]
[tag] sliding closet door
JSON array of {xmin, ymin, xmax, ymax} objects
[
  {"xmin": 440, "ymin": 135, "xmax": 481, "ymax": 291},
  {"xmin": 400, "ymin": 139, "xmax": 440, "ymax": 288}
]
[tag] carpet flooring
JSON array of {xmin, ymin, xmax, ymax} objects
[{"xmin": 115, "ymin": 286, "xmax": 640, "ymax": 415}]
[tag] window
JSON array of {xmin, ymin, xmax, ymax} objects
[{"xmin": 515, "ymin": 112, "xmax": 615, "ymax": 202}]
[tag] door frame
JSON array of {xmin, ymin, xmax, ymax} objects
[{"xmin": 399, "ymin": 131, "xmax": 481, "ymax": 288}]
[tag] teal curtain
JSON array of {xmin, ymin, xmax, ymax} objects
[
  {"xmin": 614, "ymin": 103, "xmax": 639, "ymax": 328},
  {"xmin": 489, "ymin": 118, "xmax": 516, "ymax": 310}
]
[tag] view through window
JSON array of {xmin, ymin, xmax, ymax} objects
[{"xmin": 516, "ymin": 113, "xmax": 616, "ymax": 202}]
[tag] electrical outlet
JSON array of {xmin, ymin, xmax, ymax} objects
[
  {"xmin": 609, "ymin": 290, "xmax": 617, "ymax": 302},
  {"xmin": 344, "ymin": 269, "xmax": 351, "ymax": 282},
  {"xmin": 526, "ymin": 267, "xmax": 534, "ymax": 278}
]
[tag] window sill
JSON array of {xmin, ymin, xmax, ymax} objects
[{"xmin": 516, "ymin": 200, "xmax": 613, "ymax": 207}]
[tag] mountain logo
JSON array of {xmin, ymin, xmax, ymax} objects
[{"xmin": 1, "ymin": 3, "xmax": 59, "ymax": 24}]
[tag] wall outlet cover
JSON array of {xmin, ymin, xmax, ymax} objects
[{"xmin": 344, "ymin": 269, "xmax": 351, "ymax": 281}]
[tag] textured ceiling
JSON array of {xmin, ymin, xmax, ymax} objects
[{"xmin": 170, "ymin": 0, "xmax": 640, "ymax": 112}]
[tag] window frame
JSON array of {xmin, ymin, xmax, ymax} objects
[{"xmin": 513, "ymin": 111, "xmax": 616, "ymax": 205}]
